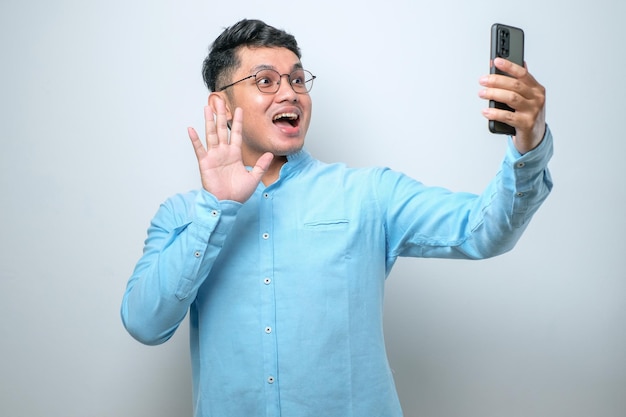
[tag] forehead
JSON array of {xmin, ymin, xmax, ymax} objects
[{"xmin": 235, "ymin": 46, "xmax": 303, "ymax": 74}]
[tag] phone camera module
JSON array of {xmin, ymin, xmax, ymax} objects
[{"xmin": 498, "ymin": 28, "xmax": 510, "ymax": 58}]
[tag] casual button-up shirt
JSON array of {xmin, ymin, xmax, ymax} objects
[{"xmin": 121, "ymin": 129, "xmax": 553, "ymax": 417}]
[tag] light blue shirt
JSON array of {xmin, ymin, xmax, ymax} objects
[{"xmin": 121, "ymin": 129, "xmax": 553, "ymax": 417}]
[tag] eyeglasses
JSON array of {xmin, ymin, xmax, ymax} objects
[{"xmin": 218, "ymin": 68, "xmax": 316, "ymax": 94}]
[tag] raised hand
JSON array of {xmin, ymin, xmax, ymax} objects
[
  {"xmin": 187, "ymin": 98, "xmax": 274, "ymax": 203},
  {"xmin": 479, "ymin": 58, "xmax": 547, "ymax": 154}
]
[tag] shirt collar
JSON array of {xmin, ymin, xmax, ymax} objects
[
  {"xmin": 281, "ymin": 148, "xmax": 313, "ymax": 177},
  {"xmin": 247, "ymin": 148, "xmax": 314, "ymax": 187}
]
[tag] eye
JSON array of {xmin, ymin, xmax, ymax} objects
[
  {"xmin": 256, "ymin": 77, "xmax": 273, "ymax": 86},
  {"xmin": 255, "ymin": 70, "xmax": 280, "ymax": 91},
  {"xmin": 291, "ymin": 72, "xmax": 305, "ymax": 85}
]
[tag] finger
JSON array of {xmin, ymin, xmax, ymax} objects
[
  {"xmin": 229, "ymin": 107, "xmax": 243, "ymax": 147},
  {"xmin": 480, "ymin": 73, "xmax": 536, "ymax": 103},
  {"xmin": 187, "ymin": 127, "xmax": 207, "ymax": 159},
  {"xmin": 204, "ymin": 106, "xmax": 219, "ymax": 148},
  {"xmin": 482, "ymin": 99, "xmax": 538, "ymax": 132},
  {"xmin": 479, "ymin": 87, "xmax": 525, "ymax": 111},
  {"xmin": 482, "ymin": 105, "xmax": 515, "ymax": 122},
  {"xmin": 493, "ymin": 57, "xmax": 527, "ymax": 78},
  {"xmin": 214, "ymin": 98, "xmax": 229, "ymax": 145},
  {"xmin": 493, "ymin": 58, "xmax": 542, "ymax": 92},
  {"xmin": 481, "ymin": 70, "xmax": 523, "ymax": 89}
]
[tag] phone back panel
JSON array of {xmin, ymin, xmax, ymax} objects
[{"xmin": 489, "ymin": 23, "xmax": 525, "ymax": 135}]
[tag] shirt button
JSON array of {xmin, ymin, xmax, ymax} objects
[
  {"xmin": 516, "ymin": 192, "xmax": 525, "ymax": 197},
  {"xmin": 211, "ymin": 210, "xmax": 219, "ymax": 217},
  {"xmin": 264, "ymin": 278, "xmax": 271, "ymax": 285},
  {"xmin": 265, "ymin": 327, "xmax": 272, "ymax": 334},
  {"xmin": 194, "ymin": 251, "xmax": 201, "ymax": 258},
  {"xmin": 267, "ymin": 376, "xmax": 275, "ymax": 384},
  {"xmin": 262, "ymin": 233, "xmax": 270, "ymax": 240},
  {"xmin": 263, "ymin": 192, "xmax": 270, "ymax": 199},
  {"xmin": 516, "ymin": 162, "xmax": 526, "ymax": 168}
]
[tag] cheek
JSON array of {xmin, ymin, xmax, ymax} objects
[
  {"xmin": 240, "ymin": 107, "xmax": 269, "ymax": 132},
  {"xmin": 231, "ymin": 92, "xmax": 271, "ymax": 118},
  {"xmin": 302, "ymin": 100, "xmax": 313, "ymax": 129}
]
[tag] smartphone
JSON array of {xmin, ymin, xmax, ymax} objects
[{"xmin": 489, "ymin": 23, "xmax": 524, "ymax": 135}]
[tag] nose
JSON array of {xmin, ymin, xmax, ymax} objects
[{"xmin": 275, "ymin": 74, "xmax": 298, "ymax": 101}]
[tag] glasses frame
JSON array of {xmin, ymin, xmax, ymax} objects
[{"xmin": 218, "ymin": 68, "xmax": 316, "ymax": 94}]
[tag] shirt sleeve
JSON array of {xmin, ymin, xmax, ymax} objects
[
  {"xmin": 120, "ymin": 190, "xmax": 241, "ymax": 345},
  {"xmin": 381, "ymin": 126, "xmax": 554, "ymax": 265}
]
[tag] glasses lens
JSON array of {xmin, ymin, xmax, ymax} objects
[
  {"xmin": 290, "ymin": 69, "xmax": 314, "ymax": 93},
  {"xmin": 255, "ymin": 69, "xmax": 280, "ymax": 92}
]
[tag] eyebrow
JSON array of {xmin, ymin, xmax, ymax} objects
[{"xmin": 249, "ymin": 62, "xmax": 304, "ymax": 73}]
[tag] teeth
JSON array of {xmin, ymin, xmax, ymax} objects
[{"xmin": 273, "ymin": 113, "xmax": 298, "ymax": 121}]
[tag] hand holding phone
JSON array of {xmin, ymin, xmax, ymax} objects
[{"xmin": 489, "ymin": 23, "xmax": 525, "ymax": 135}]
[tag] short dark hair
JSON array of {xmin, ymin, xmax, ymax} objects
[{"xmin": 202, "ymin": 19, "xmax": 301, "ymax": 92}]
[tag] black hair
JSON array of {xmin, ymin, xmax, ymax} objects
[{"xmin": 202, "ymin": 19, "xmax": 301, "ymax": 92}]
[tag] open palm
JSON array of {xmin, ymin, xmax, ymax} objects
[{"xmin": 188, "ymin": 99, "xmax": 273, "ymax": 203}]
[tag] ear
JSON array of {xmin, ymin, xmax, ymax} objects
[{"xmin": 208, "ymin": 92, "xmax": 234, "ymax": 121}]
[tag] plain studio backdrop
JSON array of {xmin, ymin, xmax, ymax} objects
[{"xmin": 1, "ymin": 0, "xmax": 624, "ymax": 416}]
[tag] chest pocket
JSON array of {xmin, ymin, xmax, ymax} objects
[
  {"xmin": 303, "ymin": 219, "xmax": 350, "ymax": 230},
  {"xmin": 299, "ymin": 219, "xmax": 352, "ymax": 267}
]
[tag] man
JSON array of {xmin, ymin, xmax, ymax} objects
[{"xmin": 121, "ymin": 18, "xmax": 553, "ymax": 417}]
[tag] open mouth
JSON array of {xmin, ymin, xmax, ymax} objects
[{"xmin": 272, "ymin": 112, "xmax": 300, "ymax": 128}]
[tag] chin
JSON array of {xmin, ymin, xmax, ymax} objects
[{"xmin": 276, "ymin": 142, "xmax": 305, "ymax": 157}]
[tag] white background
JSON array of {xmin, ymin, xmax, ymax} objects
[{"xmin": 1, "ymin": 1, "xmax": 625, "ymax": 416}]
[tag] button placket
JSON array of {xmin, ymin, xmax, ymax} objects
[{"xmin": 259, "ymin": 187, "xmax": 279, "ymax": 406}]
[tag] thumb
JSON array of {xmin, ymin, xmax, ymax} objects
[{"xmin": 249, "ymin": 152, "xmax": 274, "ymax": 180}]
